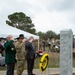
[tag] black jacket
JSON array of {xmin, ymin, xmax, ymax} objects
[{"xmin": 25, "ymin": 41, "xmax": 35, "ymax": 59}]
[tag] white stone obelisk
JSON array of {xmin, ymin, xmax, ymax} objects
[{"xmin": 60, "ymin": 29, "xmax": 73, "ymax": 75}]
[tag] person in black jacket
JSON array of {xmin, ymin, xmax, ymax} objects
[{"xmin": 25, "ymin": 36, "xmax": 35, "ymax": 75}]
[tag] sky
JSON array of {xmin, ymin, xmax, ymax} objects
[{"xmin": 0, "ymin": 0, "xmax": 75, "ymax": 34}]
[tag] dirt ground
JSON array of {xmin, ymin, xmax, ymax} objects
[
  {"xmin": 0, "ymin": 68, "xmax": 60, "ymax": 75},
  {"xmin": 0, "ymin": 68, "xmax": 75, "ymax": 75}
]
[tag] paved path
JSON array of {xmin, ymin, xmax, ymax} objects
[{"xmin": 0, "ymin": 68, "xmax": 75, "ymax": 75}]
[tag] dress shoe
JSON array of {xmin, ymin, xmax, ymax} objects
[{"xmin": 32, "ymin": 73, "xmax": 35, "ymax": 75}]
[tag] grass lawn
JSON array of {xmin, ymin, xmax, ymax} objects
[{"xmin": 0, "ymin": 47, "xmax": 75, "ymax": 70}]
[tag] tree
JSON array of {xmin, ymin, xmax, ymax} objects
[
  {"xmin": 37, "ymin": 31, "xmax": 45, "ymax": 40},
  {"xmin": 45, "ymin": 30, "xmax": 57, "ymax": 40},
  {"xmin": 55, "ymin": 34, "xmax": 60, "ymax": 39},
  {"xmin": 37, "ymin": 30, "xmax": 58, "ymax": 40},
  {"xmin": 6, "ymin": 12, "xmax": 36, "ymax": 34}
]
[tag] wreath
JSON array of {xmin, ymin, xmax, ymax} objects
[{"xmin": 39, "ymin": 54, "xmax": 49, "ymax": 72}]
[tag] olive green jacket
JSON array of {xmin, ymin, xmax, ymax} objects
[{"xmin": 15, "ymin": 41, "xmax": 26, "ymax": 60}]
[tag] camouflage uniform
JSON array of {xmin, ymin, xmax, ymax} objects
[{"xmin": 15, "ymin": 42, "xmax": 26, "ymax": 75}]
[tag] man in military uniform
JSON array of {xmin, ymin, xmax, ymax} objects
[
  {"xmin": 4, "ymin": 35, "xmax": 16, "ymax": 75},
  {"xmin": 15, "ymin": 34, "xmax": 26, "ymax": 75}
]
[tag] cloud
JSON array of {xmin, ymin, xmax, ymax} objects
[
  {"xmin": 0, "ymin": 1, "xmax": 6, "ymax": 12},
  {"xmin": 45, "ymin": 0, "xmax": 75, "ymax": 11},
  {"xmin": 0, "ymin": 0, "xmax": 75, "ymax": 34},
  {"xmin": 0, "ymin": 0, "xmax": 33, "ymax": 23},
  {"xmin": 33, "ymin": 10, "xmax": 75, "ymax": 33}
]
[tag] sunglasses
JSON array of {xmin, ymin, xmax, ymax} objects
[{"xmin": 20, "ymin": 38, "xmax": 24, "ymax": 39}]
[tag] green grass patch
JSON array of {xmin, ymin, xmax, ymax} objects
[{"xmin": 1, "ymin": 50, "xmax": 75, "ymax": 71}]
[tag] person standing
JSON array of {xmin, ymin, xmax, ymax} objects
[
  {"xmin": 48, "ymin": 40, "xmax": 51, "ymax": 50},
  {"xmin": 42, "ymin": 40, "xmax": 45, "ymax": 51},
  {"xmin": 4, "ymin": 35, "xmax": 16, "ymax": 75},
  {"xmin": 25, "ymin": 36, "xmax": 35, "ymax": 75},
  {"xmin": 15, "ymin": 34, "xmax": 26, "ymax": 75},
  {"xmin": 0, "ymin": 42, "xmax": 4, "ymax": 56}
]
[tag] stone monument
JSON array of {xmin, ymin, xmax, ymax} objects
[{"xmin": 60, "ymin": 29, "xmax": 73, "ymax": 75}]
